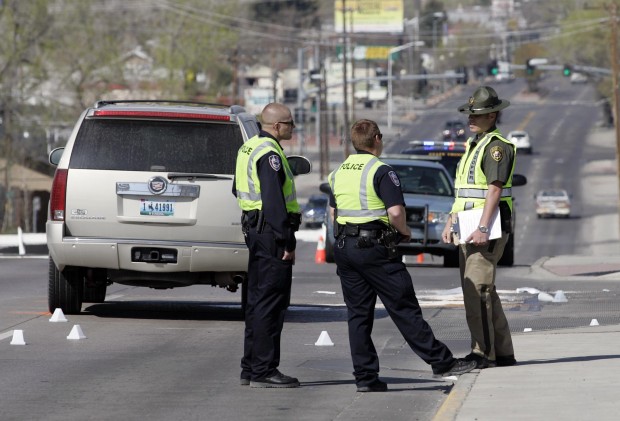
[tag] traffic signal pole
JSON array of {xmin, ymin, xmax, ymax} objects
[{"xmin": 610, "ymin": 3, "xmax": 620, "ymax": 239}]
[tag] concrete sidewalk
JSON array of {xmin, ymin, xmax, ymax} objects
[{"xmin": 435, "ymin": 324, "xmax": 620, "ymax": 421}]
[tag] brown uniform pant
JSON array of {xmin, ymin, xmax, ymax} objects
[{"xmin": 457, "ymin": 233, "xmax": 514, "ymax": 361}]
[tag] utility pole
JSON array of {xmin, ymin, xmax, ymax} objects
[
  {"xmin": 609, "ymin": 3, "xmax": 620, "ymax": 239},
  {"xmin": 341, "ymin": 0, "xmax": 351, "ymax": 158}
]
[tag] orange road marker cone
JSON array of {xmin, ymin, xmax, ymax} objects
[
  {"xmin": 417, "ymin": 254, "xmax": 424, "ymax": 263},
  {"xmin": 315, "ymin": 235, "xmax": 326, "ymax": 264}
]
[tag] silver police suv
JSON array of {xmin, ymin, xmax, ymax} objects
[{"xmin": 47, "ymin": 100, "xmax": 261, "ymax": 314}]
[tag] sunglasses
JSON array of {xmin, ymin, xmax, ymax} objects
[{"xmin": 278, "ymin": 121, "xmax": 296, "ymax": 128}]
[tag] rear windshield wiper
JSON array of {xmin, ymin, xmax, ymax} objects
[{"xmin": 167, "ymin": 172, "xmax": 232, "ymax": 181}]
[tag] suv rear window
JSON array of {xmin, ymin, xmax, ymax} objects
[{"xmin": 70, "ymin": 119, "xmax": 243, "ymax": 174}]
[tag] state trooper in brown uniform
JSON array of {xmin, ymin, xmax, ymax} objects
[{"xmin": 441, "ymin": 86, "xmax": 517, "ymax": 369}]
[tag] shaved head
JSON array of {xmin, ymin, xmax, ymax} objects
[
  {"xmin": 260, "ymin": 103, "xmax": 295, "ymax": 141},
  {"xmin": 261, "ymin": 103, "xmax": 292, "ymax": 125}
]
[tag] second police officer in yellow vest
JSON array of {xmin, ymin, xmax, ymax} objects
[
  {"xmin": 442, "ymin": 86, "xmax": 518, "ymax": 369},
  {"xmin": 327, "ymin": 119, "xmax": 476, "ymax": 393}
]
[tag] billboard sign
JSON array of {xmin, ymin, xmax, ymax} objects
[{"xmin": 334, "ymin": 0, "xmax": 404, "ymax": 33}]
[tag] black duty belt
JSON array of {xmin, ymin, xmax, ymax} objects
[{"xmin": 343, "ymin": 225, "xmax": 382, "ymax": 238}]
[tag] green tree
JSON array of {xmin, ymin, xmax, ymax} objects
[{"xmin": 251, "ymin": 0, "xmax": 320, "ymax": 29}]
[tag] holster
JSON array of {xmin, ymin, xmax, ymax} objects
[
  {"xmin": 378, "ymin": 224, "xmax": 401, "ymax": 259},
  {"xmin": 241, "ymin": 210, "xmax": 265, "ymax": 234}
]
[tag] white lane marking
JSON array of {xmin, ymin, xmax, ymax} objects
[{"xmin": 0, "ymin": 331, "xmax": 15, "ymax": 342}]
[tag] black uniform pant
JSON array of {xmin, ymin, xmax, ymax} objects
[
  {"xmin": 241, "ymin": 226, "xmax": 293, "ymax": 380},
  {"xmin": 334, "ymin": 236, "xmax": 455, "ymax": 387}
]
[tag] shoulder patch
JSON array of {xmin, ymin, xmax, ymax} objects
[
  {"xmin": 388, "ymin": 171, "xmax": 400, "ymax": 187},
  {"xmin": 490, "ymin": 146, "xmax": 503, "ymax": 162},
  {"xmin": 268, "ymin": 155, "xmax": 282, "ymax": 171}
]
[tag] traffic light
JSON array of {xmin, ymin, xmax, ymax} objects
[
  {"xmin": 525, "ymin": 59, "xmax": 535, "ymax": 76},
  {"xmin": 294, "ymin": 107, "xmax": 305, "ymax": 124},
  {"xmin": 563, "ymin": 64, "xmax": 572, "ymax": 77},
  {"xmin": 309, "ymin": 69, "xmax": 322, "ymax": 86},
  {"xmin": 487, "ymin": 60, "xmax": 498, "ymax": 76},
  {"xmin": 376, "ymin": 67, "xmax": 388, "ymax": 87}
]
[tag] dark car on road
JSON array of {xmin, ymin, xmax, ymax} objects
[{"xmin": 302, "ymin": 194, "xmax": 328, "ymax": 228}]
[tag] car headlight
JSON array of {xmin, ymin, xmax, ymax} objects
[{"xmin": 427, "ymin": 211, "xmax": 450, "ymax": 224}]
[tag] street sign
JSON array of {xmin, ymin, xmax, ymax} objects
[{"xmin": 528, "ymin": 58, "xmax": 548, "ymax": 66}]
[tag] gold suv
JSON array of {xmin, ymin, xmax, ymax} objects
[{"xmin": 47, "ymin": 100, "xmax": 261, "ymax": 314}]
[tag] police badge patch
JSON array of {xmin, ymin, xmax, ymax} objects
[
  {"xmin": 269, "ymin": 155, "xmax": 282, "ymax": 171},
  {"xmin": 388, "ymin": 171, "xmax": 400, "ymax": 186},
  {"xmin": 490, "ymin": 146, "xmax": 503, "ymax": 162}
]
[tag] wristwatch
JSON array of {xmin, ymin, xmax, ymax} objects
[{"xmin": 478, "ymin": 225, "xmax": 489, "ymax": 233}]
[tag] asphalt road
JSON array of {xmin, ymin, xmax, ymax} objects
[{"xmin": 1, "ymin": 76, "xmax": 618, "ymax": 421}]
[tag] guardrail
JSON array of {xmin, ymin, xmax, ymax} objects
[{"xmin": 0, "ymin": 228, "xmax": 46, "ymax": 255}]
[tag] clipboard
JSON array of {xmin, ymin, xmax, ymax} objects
[{"xmin": 455, "ymin": 207, "xmax": 501, "ymax": 244}]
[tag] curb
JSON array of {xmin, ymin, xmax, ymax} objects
[{"xmin": 432, "ymin": 371, "xmax": 479, "ymax": 421}]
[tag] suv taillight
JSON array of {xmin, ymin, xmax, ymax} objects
[{"xmin": 50, "ymin": 169, "xmax": 68, "ymax": 221}]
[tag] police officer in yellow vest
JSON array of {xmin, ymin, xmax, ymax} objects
[
  {"xmin": 441, "ymin": 86, "xmax": 518, "ymax": 369},
  {"xmin": 233, "ymin": 103, "xmax": 302, "ymax": 388},
  {"xmin": 327, "ymin": 119, "xmax": 476, "ymax": 393}
]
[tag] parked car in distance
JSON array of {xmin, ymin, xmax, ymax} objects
[
  {"xmin": 507, "ymin": 130, "xmax": 532, "ymax": 154},
  {"xmin": 535, "ymin": 189, "xmax": 572, "ymax": 218},
  {"xmin": 302, "ymin": 194, "xmax": 328, "ymax": 228}
]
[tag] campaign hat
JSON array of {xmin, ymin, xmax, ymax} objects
[{"xmin": 457, "ymin": 86, "xmax": 510, "ymax": 115}]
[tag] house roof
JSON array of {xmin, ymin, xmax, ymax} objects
[{"xmin": 0, "ymin": 159, "xmax": 53, "ymax": 192}]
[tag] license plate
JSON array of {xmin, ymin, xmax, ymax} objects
[{"xmin": 140, "ymin": 199, "xmax": 174, "ymax": 216}]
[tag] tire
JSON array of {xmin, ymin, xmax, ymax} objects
[
  {"xmin": 82, "ymin": 269, "xmax": 107, "ymax": 303},
  {"xmin": 498, "ymin": 235, "xmax": 514, "ymax": 267},
  {"xmin": 48, "ymin": 257, "xmax": 83, "ymax": 314},
  {"xmin": 443, "ymin": 249, "xmax": 460, "ymax": 267}
]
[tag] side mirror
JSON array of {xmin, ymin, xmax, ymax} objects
[
  {"xmin": 512, "ymin": 174, "xmax": 527, "ymax": 187},
  {"xmin": 49, "ymin": 147, "xmax": 64, "ymax": 166},
  {"xmin": 287, "ymin": 155, "xmax": 312, "ymax": 176},
  {"xmin": 319, "ymin": 182, "xmax": 331, "ymax": 195}
]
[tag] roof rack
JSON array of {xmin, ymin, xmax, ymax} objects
[{"xmin": 93, "ymin": 99, "xmax": 235, "ymax": 109}]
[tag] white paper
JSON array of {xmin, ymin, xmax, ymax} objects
[{"xmin": 456, "ymin": 207, "xmax": 501, "ymax": 244}]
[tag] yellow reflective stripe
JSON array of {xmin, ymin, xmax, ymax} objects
[
  {"xmin": 457, "ymin": 188, "xmax": 512, "ymax": 198},
  {"xmin": 338, "ymin": 209, "xmax": 387, "ymax": 217}
]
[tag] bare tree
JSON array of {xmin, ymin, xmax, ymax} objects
[{"xmin": 0, "ymin": 0, "xmax": 53, "ymax": 231}]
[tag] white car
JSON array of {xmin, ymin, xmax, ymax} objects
[
  {"xmin": 507, "ymin": 130, "xmax": 532, "ymax": 154},
  {"xmin": 570, "ymin": 72, "xmax": 588, "ymax": 84},
  {"xmin": 535, "ymin": 189, "xmax": 572, "ymax": 218}
]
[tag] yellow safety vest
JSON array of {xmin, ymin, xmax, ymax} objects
[
  {"xmin": 328, "ymin": 154, "xmax": 389, "ymax": 225},
  {"xmin": 235, "ymin": 134, "xmax": 300, "ymax": 213},
  {"xmin": 451, "ymin": 129, "xmax": 515, "ymax": 213}
]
